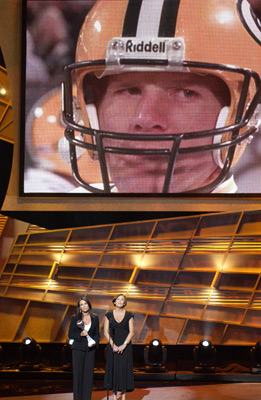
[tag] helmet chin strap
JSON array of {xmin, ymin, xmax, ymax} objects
[{"xmin": 212, "ymin": 106, "xmax": 230, "ymax": 168}]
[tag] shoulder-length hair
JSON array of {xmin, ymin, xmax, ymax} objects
[{"xmin": 77, "ymin": 297, "xmax": 93, "ymax": 318}]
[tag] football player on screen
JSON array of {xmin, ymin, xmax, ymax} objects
[{"xmin": 25, "ymin": 0, "xmax": 261, "ymax": 194}]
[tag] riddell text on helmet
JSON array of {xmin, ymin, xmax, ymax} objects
[{"xmin": 125, "ymin": 40, "xmax": 166, "ymax": 53}]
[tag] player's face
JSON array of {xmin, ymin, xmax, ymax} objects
[{"xmin": 97, "ymin": 71, "xmax": 229, "ymax": 193}]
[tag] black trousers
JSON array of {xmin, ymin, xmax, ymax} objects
[{"xmin": 72, "ymin": 348, "xmax": 96, "ymax": 400}]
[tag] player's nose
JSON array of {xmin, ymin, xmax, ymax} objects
[{"xmin": 132, "ymin": 87, "xmax": 168, "ymax": 133}]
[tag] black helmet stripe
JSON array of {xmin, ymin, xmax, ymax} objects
[
  {"xmin": 122, "ymin": 0, "xmax": 143, "ymax": 37},
  {"xmin": 122, "ymin": 0, "xmax": 181, "ymax": 38},
  {"xmin": 158, "ymin": 0, "xmax": 181, "ymax": 37}
]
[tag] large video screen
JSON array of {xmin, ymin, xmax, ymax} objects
[{"xmin": 21, "ymin": 0, "xmax": 261, "ymax": 196}]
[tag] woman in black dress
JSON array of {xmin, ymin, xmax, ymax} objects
[
  {"xmin": 104, "ymin": 294, "xmax": 134, "ymax": 400},
  {"xmin": 68, "ymin": 297, "xmax": 100, "ymax": 400}
]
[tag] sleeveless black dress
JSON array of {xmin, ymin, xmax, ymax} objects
[{"xmin": 104, "ymin": 310, "xmax": 134, "ymax": 393}]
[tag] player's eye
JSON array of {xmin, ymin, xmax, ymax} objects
[
  {"xmin": 183, "ymin": 89, "xmax": 195, "ymax": 98},
  {"xmin": 127, "ymin": 87, "xmax": 142, "ymax": 95}
]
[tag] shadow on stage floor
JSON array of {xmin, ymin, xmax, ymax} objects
[{"xmin": 1, "ymin": 383, "xmax": 261, "ymax": 400}]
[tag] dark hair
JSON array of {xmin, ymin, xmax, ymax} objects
[
  {"xmin": 112, "ymin": 294, "xmax": 127, "ymax": 307},
  {"xmin": 77, "ymin": 297, "xmax": 93, "ymax": 318}
]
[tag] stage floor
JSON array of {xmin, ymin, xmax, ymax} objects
[{"xmin": 1, "ymin": 383, "xmax": 261, "ymax": 400}]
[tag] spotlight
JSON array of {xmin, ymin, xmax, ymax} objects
[
  {"xmin": 62, "ymin": 339, "xmax": 74, "ymax": 371},
  {"xmin": 19, "ymin": 337, "xmax": 42, "ymax": 371},
  {"xmin": 250, "ymin": 341, "xmax": 261, "ymax": 373},
  {"xmin": 193, "ymin": 339, "xmax": 217, "ymax": 373},
  {"xmin": 144, "ymin": 339, "xmax": 167, "ymax": 372}
]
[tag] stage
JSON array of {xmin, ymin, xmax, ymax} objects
[
  {"xmin": 2, "ymin": 368, "xmax": 261, "ymax": 399},
  {"xmin": 1, "ymin": 383, "xmax": 261, "ymax": 400},
  {"xmin": 1, "ymin": 343, "xmax": 261, "ymax": 399}
]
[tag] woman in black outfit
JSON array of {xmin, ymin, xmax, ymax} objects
[
  {"xmin": 68, "ymin": 297, "xmax": 99, "ymax": 400},
  {"xmin": 104, "ymin": 294, "xmax": 134, "ymax": 400}
]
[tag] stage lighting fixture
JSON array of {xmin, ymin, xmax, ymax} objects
[
  {"xmin": 193, "ymin": 339, "xmax": 217, "ymax": 373},
  {"xmin": 144, "ymin": 339, "xmax": 167, "ymax": 372},
  {"xmin": 62, "ymin": 339, "xmax": 74, "ymax": 371},
  {"xmin": 19, "ymin": 337, "xmax": 42, "ymax": 371},
  {"xmin": 250, "ymin": 341, "xmax": 261, "ymax": 373}
]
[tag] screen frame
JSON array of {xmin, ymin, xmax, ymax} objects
[{"xmin": 1, "ymin": 0, "xmax": 261, "ymax": 212}]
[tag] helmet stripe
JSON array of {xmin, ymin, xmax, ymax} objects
[
  {"xmin": 122, "ymin": 0, "xmax": 181, "ymax": 38},
  {"xmin": 136, "ymin": 0, "xmax": 165, "ymax": 37},
  {"xmin": 158, "ymin": 0, "xmax": 181, "ymax": 37},
  {"xmin": 122, "ymin": 0, "xmax": 143, "ymax": 37}
]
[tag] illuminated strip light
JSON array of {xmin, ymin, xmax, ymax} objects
[
  {"xmin": 209, "ymin": 290, "xmax": 251, "ymax": 306},
  {"xmin": 128, "ymin": 285, "xmax": 168, "ymax": 297},
  {"xmin": 169, "ymin": 288, "xmax": 211, "ymax": 302},
  {"xmin": 188, "ymin": 239, "xmax": 231, "ymax": 253},
  {"xmin": 146, "ymin": 240, "xmax": 189, "ymax": 253},
  {"xmin": 208, "ymin": 300, "xmax": 249, "ymax": 305},
  {"xmin": 250, "ymin": 294, "xmax": 261, "ymax": 308},
  {"xmin": 24, "ymin": 245, "xmax": 65, "ymax": 250},
  {"xmin": 230, "ymin": 240, "xmax": 261, "ymax": 252},
  {"xmin": 106, "ymin": 242, "xmax": 147, "ymax": 253}
]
